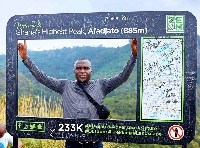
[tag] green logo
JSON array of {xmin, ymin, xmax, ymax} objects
[
  {"xmin": 166, "ymin": 15, "xmax": 185, "ymax": 33},
  {"xmin": 16, "ymin": 121, "xmax": 45, "ymax": 132}
]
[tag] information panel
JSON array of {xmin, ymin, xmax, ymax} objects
[{"xmin": 141, "ymin": 36, "xmax": 184, "ymax": 122}]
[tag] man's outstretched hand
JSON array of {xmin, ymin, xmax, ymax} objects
[
  {"xmin": 18, "ymin": 40, "xmax": 28, "ymax": 60},
  {"xmin": 131, "ymin": 38, "xmax": 137, "ymax": 56}
]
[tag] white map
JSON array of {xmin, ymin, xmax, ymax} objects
[{"xmin": 141, "ymin": 37, "xmax": 184, "ymax": 121}]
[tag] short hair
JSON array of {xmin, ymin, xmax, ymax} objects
[{"xmin": 74, "ymin": 58, "xmax": 92, "ymax": 69}]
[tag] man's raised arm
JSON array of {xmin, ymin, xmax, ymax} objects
[{"xmin": 17, "ymin": 40, "xmax": 64, "ymax": 94}]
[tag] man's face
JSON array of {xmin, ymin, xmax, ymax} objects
[
  {"xmin": 74, "ymin": 60, "xmax": 92, "ymax": 83},
  {"xmin": 0, "ymin": 128, "xmax": 5, "ymax": 138}
]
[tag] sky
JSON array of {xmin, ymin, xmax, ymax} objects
[{"xmin": 0, "ymin": 0, "xmax": 200, "ymax": 54}]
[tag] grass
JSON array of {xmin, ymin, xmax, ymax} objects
[
  {"xmin": 1, "ymin": 94, "xmax": 196, "ymax": 148},
  {"xmin": 0, "ymin": 94, "xmax": 119, "ymax": 148}
]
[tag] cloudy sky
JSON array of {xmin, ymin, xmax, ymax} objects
[{"xmin": 0, "ymin": 0, "xmax": 199, "ymax": 54}]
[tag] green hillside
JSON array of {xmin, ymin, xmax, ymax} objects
[
  {"xmin": 0, "ymin": 35, "xmax": 199, "ymax": 105},
  {"xmin": 0, "ymin": 36, "xmax": 199, "ymax": 102},
  {"xmin": 0, "ymin": 43, "xmax": 139, "ymax": 103},
  {"xmin": 16, "ymin": 43, "xmax": 137, "ymax": 99},
  {"xmin": 0, "ymin": 35, "xmax": 200, "ymax": 147}
]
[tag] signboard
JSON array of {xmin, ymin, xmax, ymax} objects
[{"xmin": 6, "ymin": 11, "xmax": 197, "ymax": 147}]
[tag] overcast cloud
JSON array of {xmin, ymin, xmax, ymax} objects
[{"xmin": 0, "ymin": 0, "xmax": 199, "ymax": 54}]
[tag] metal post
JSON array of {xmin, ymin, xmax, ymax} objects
[
  {"xmin": 182, "ymin": 144, "xmax": 187, "ymax": 148},
  {"xmin": 13, "ymin": 136, "xmax": 18, "ymax": 148}
]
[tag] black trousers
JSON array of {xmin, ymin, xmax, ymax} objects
[{"xmin": 65, "ymin": 141, "xmax": 103, "ymax": 148}]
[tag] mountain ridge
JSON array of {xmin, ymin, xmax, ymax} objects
[{"xmin": 0, "ymin": 35, "xmax": 199, "ymax": 97}]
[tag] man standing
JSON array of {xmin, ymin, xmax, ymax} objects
[{"xmin": 18, "ymin": 39, "xmax": 137, "ymax": 148}]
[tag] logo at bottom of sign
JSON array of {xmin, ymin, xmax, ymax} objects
[{"xmin": 168, "ymin": 125, "xmax": 184, "ymax": 140}]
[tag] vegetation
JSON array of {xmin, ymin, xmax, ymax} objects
[
  {"xmin": 0, "ymin": 35, "xmax": 200, "ymax": 147},
  {"xmin": 1, "ymin": 94, "xmax": 196, "ymax": 148}
]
